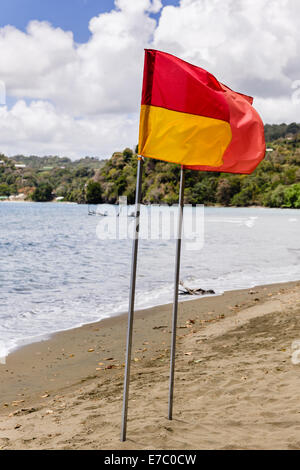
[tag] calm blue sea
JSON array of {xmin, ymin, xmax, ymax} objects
[{"xmin": 0, "ymin": 202, "xmax": 299, "ymax": 361}]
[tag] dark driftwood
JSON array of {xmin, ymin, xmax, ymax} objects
[{"xmin": 179, "ymin": 281, "xmax": 215, "ymax": 296}]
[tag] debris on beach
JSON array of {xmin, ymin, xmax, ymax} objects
[
  {"xmin": 9, "ymin": 407, "xmax": 39, "ymax": 417},
  {"xmin": 179, "ymin": 282, "xmax": 215, "ymax": 296},
  {"xmin": 11, "ymin": 400, "xmax": 24, "ymax": 407}
]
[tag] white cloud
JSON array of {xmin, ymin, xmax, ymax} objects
[
  {"xmin": 0, "ymin": 0, "xmax": 161, "ymax": 157},
  {"xmin": 0, "ymin": 1, "xmax": 160, "ymax": 115},
  {"xmin": 255, "ymin": 96, "xmax": 300, "ymax": 124},
  {"xmin": 154, "ymin": 0, "xmax": 300, "ymax": 96},
  {"xmin": 0, "ymin": 0, "xmax": 299, "ymax": 158},
  {"xmin": 0, "ymin": 100, "xmax": 138, "ymax": 158}
]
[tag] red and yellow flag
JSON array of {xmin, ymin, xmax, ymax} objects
[{"xmin": 139, "ymin": 50, "xmax": 266, "ymax": 174}]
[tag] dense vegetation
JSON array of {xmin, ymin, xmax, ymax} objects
[
  {"xmin": 1, "ymin": 123, "xmax": 300, "ymax": 208},
  {"xmin": 0, "ymin": 155, "xmax": 105, "ymax": 203}
]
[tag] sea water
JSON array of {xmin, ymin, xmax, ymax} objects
[{"xmin": 0, "ymin": 202, "xmax": 299, "ymax": 361}]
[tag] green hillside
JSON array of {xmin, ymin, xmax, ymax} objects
[{"xmin": 0, "ymin": 123, "xmax": 300, "ymax": 208}]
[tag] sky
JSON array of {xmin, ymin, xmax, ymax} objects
[
  {"xmin": 0, "ymin": 0, "xmax": 179, "ymax": 43},
  {"xmin": 0, "ymin": 0, "xmax": 299, "ymax": 159}
]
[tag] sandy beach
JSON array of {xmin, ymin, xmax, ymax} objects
[{"xmin": 0, "ymin": 280, "xmax": 300, "ymax": 450}]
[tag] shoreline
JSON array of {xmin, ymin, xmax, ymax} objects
[
  {"xmin": 1, "ymin": 279, "xmax": 300, "ymax": 449},
  {"xmin": 1, "ymin": 277, "xmax": 299, "ymax": 364},
  {"xmin": 2, "ymin": 200, "xmax": 300, "ymax": 210},
  {"xmin": 0, "ymin": 200, "xmax": 76, "ymax": 204}
]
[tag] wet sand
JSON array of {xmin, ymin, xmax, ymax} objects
[{"xmin": 0, "ymin": 280, "xmax": 300, "ymax": 450}]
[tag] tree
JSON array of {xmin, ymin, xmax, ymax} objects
[
  {"xmin": 190, "ymin": 178, "xmax": 218, "ymax": 204},
  {"xmin": 85, "ymin": 181, "xmax": 102, "ymax": 204},
  {"xmin": 123, "ymin": 148, "xmax": 133, "ymax": 162},
  {"xmin": 263, "ymin": 185, "xmax": 286, "ymax": 208},
  {"xmin": 31, "ymin": 183, "xmax": 53, "ymax": 202},
  {"xmin": 231, "ymin": 187, "xmax": 253, "ymax": 206},
  {"xmin": 284, "ymin": 184, "xmax": 300, "ymax": 208},
  {"xmin": 75, "ymin": 167, "xmax": 92, "ymax": 178},
  {"xmin": 216, "ymin": 177, "xmax": 241, "ymax": 206},
  {"xmin": 287, "ymin": 123, "xmax": 300, "ymax": 135},
  {"xmin": 0, "ymin": 183, "xmax": 11, "ymax": 196}
]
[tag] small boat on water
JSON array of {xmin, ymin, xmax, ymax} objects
[
  {"xmin": 88, "ymin": 206, "xmax": 108, "ymax": 216},
  {"xmin": 88, "ymin": 205, "xmax": 136, "ymax": 217}
]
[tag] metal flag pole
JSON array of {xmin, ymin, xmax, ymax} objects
[
  {"xmin": 121, "ymin": 156, "xmax": 144, "ymax": 442},
  {"xmin": 168, "ymin": 165, "xmax": 185, "ymax": 420}
]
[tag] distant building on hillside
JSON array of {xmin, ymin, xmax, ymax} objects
[
  {"xmin": 0, "ymin": 160, "xmax": 5, "ymax": 165},
  {"xmin": 15, "ymin": 164, "xmax": 26, "ymax": 169},
  {"xmin": 9, "ymin": 193, "xmax": 25, "ymax": 201}
]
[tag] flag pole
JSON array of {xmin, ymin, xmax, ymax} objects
[
  {"xmin": 121, "ymin": 156, "xmax": 144, "ymax": 442},
  {"xmin": 168, "ymin": 165, "xmax": 185, "ymax": 420}
]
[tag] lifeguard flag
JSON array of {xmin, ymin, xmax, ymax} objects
[{"xmin": 139, "ymin": 49, "xmax": 266, "ymax": 174}]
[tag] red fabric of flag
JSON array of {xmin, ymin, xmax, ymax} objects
[
  {"xmin": 139, "ymin": 49, "xmax": 266, "ymax": 174},
  {"xmin": 184, "ymin": 83, "xmax": 266, "ymax": 174}
]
